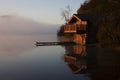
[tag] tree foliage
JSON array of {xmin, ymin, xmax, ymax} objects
[
  {"xmin": 57, "ymin": 25, "xmax": 65, "ymax": 36},
  {"xmin": 77, "ymin": 0, "xmax": 120, "ymax": 45},
  {"xmin": 61, "ymin": 5, "xmax": 72, "ymax": 24}
]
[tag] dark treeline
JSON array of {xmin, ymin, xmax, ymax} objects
[
  {"xmin": 57, "ymin": 25, "xmax": 65, "ymax": 36},
  {"xmin": 77, "ymin": 0, "xmax": 120, "ymax": 45}
]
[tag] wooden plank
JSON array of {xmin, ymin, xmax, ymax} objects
[{"xmin": 35, "ymin": 41, "xmax": 76, "ymax": 46}]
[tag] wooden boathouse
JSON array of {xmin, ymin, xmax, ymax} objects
[{"xmin": 64, "ymin": 14, "xmax": 98, "ymax": 45}]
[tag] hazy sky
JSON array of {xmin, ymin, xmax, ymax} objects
[{"xmin": 0, "ymin": 0, "xmax": 85, "ymax": 25}]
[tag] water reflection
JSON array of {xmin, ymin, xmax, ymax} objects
[
  {"xmin": 0, "ymin": 35, "xmax": 120, "ymax": 80},
  {"xmin": 64, "ymin": 45, "xmax": 87, "ymax": 74},
  {"xmin": 86, "ymin": 46, "xmax": 120, "ymax": 80},
  {"xmin": 63, "ymin": 44, "xmax": 120, "ymax": 80}
]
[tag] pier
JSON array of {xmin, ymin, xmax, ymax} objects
[{"xmin": 35, "ymin": 41, "xmax": 76, "ymax": 46}]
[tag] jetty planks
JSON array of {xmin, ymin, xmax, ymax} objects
[{"xmin": 35, "ymin": 41, "xmax": 76, "ymax": 46}]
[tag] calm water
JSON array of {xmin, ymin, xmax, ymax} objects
[{"xmin": 0, "ymin": 35, "xmax": 120, "ymax": 80}]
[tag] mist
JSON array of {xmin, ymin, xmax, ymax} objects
[{"xmin": 0, "ymin": 15, "xmax": 59, "ymax": 36}]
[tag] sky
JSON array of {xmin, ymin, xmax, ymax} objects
[{"xmin": 0, "ymin": 0, "xmax": 85, "ymax": 25}]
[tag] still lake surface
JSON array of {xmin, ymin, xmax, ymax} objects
[{"xmin": 0, "ymin": 34, "xmax": 120, "ymax": 80}]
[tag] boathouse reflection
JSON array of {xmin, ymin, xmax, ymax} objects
[
  {"xmin": 58, "ymin": 35, "xmax": 120, "ymax": 79},
  {"xmin": 63, "ymin": 45, "xmax": 120, "ymax": 80},
  {"xmin": 64, "ymin": 45, "xmax": 87, "ymax": 74}
]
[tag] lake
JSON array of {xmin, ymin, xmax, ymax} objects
[{"xmin": 0, "ymin": 34, "xmax": 120, "ymax": 80}]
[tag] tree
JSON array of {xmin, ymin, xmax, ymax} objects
[
  {"xmin": 61, "ymin": 5, "xmax": 72, "ymax": 24},
  {"xmin": 57, "ymin": 25, "xmax": 64, "ymax": 36},
  {"xmin": 57, "ymin": 5, "xmax": 72, "ymax": 36},
  {"xmin": 77, "ymin": 0, "xmax": 120, "ymax": 46}
]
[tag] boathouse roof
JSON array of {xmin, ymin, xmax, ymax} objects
[
  {"xmin": 73, "ymin": 14, "xmax": 91, "ymax": 21},
  {"xmin": 70, "ymin": 14, "xmax": 101, "ymax": 22}
]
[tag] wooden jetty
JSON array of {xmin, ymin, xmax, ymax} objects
[{"xmin": 35, "ymin": 41, "xmax": 76, "ymax": 46}]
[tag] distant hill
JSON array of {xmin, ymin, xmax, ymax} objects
[{"xmin": 0, "ymin": 15, "xmax": 59, "ymax": 35}]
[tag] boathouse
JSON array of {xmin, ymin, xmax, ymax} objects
[{"xmin": 64, "ymin": 14, "xmax": 98, "ymax": 44}]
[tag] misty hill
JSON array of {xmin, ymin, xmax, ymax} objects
[{"xmin": 0, "ymin": 15, "xmax": 59, "ymax": 35}]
